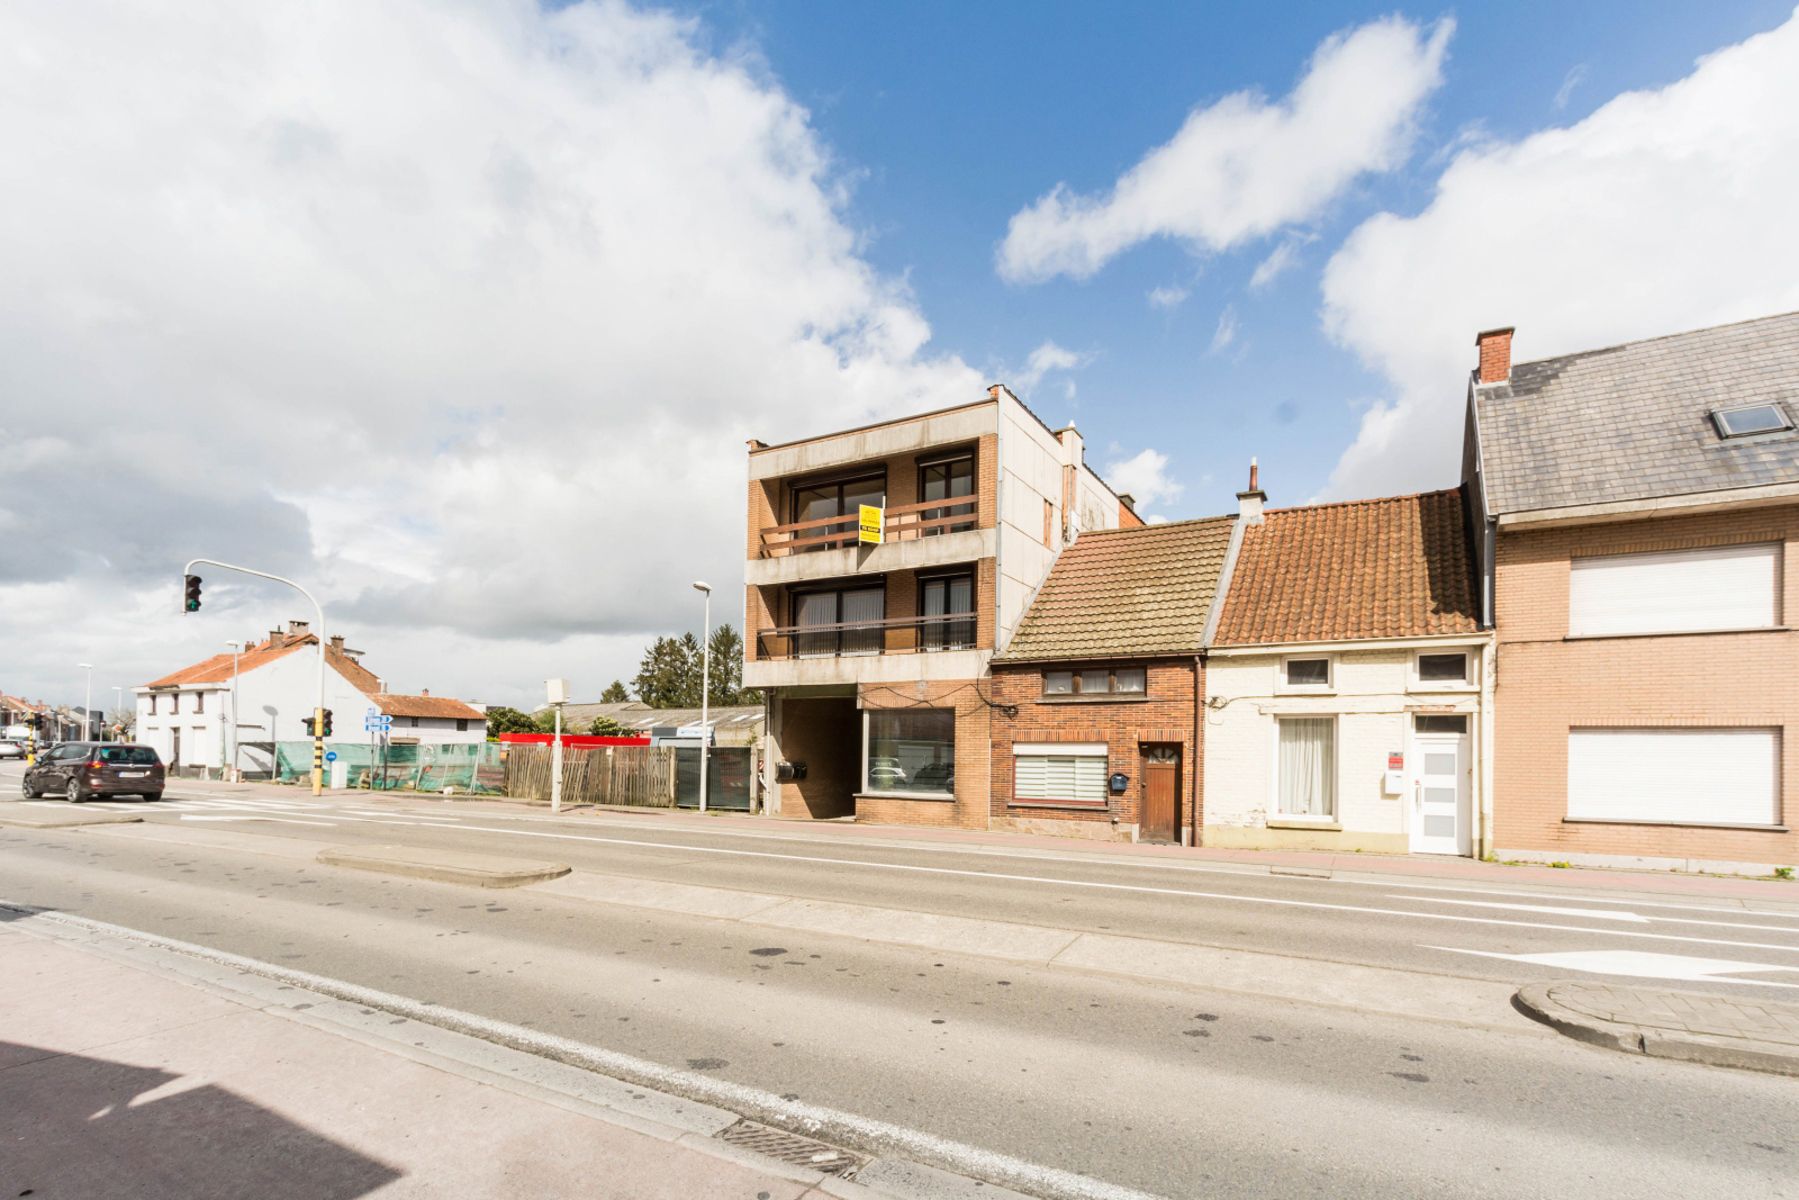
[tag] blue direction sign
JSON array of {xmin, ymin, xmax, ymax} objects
[{"xmin": 324, "ymin": 750, "xmax": 339, "ymax": 763}]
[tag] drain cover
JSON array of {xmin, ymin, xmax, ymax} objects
[{"xmin": 716, "ymin": 1119, "xmax": 864, "ymax": 1177}]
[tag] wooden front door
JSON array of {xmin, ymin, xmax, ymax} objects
[{"xmin": 1140, "ymin": 744, "xmax": 1180, "ymax": 843}]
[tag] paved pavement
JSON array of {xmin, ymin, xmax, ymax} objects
[
  {"xmin": 5, "ymin": 763, "xmax": 1799, "ymax": 1196},
  {"xmin": 1, "ymin": 911, "xmax": 1038, "ymax": 1200},
  {"xmin": 1516, "ymin": 981, "xmax": 1799, "ymax": 1075}
]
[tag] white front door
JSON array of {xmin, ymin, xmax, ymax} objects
[{"xmin": 1411, "ymin": 718, "xmax": 1470, "ymax": 856}]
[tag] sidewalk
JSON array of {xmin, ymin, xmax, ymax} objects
[
  {"xmin": 160, "ymin": 772, "xmax": 1799, "ymax": 905},
  {"xmin": 0, "ymin": 913, "xmax": 1023, "ymax": 1200},
  {"xmin": 1515, "ymin": 981, "xmax": 1799, "ymax": 1076}
]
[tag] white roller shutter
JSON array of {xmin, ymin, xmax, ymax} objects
[
  {"xmin": 1568, "ymin": 544, "xmax": 1779, "ymax": 636},
  {"xmin": 1567, "ymin": 728, "xmax": 1780, "ymax": 826},
  {"xmin": 1013, "ymin": 743, "xmax": 1108, "ymax": 805}
]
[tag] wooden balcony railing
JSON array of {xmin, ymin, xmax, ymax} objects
[
  {"xmin": 759, "ymin": 497, "xmax": 976, "ymax": 557},
  {"xmin": 755, "ymin": 612, "xmax": 978, "ymax": 660}
]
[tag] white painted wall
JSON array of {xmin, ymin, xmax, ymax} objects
[
  {"xmin": 1203, "ymin": 642, "xmax": 1490, "ymax": 851},
  {"xmin": 383, "ymin": 715, "xmax": 487, "ymax": 745}
]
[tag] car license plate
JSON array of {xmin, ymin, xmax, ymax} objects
[{"xmin": 121, "ymin": 771, "xmax": 147, "ymax": 778}]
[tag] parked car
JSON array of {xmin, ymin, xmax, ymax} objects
[
  {"xmin": 22, "ymin": 742, "xmax": 164, "ymax": 802},
  {"xmin": 0, "ymin": 740, "xmax": 24, "ymax": 760},
  {"xmin": 867, "ymin": 756, "xmax": 909, "ymax": 789}
]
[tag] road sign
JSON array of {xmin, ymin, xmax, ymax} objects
[
  {"xmin": 364, "ymin": 715, "xmax": 392, "ymax": 732},
  {"xmin": 324, "ymin": 750, "xmax": 339, "ymax": 763}
]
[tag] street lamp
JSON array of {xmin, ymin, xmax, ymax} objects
[
  {"xmin": 78, "ymin": 663, "xmax": 93, "ymax": 742},
  {"xmin": 693, "ymin": 581, "xmax": 712, "ymax": 814},
  {"xmin": 225, "ymin": 641, "xmax": 244, "ymax": 782}
]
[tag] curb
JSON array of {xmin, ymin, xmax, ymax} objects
[
  {"xmin": 0, "ymin": 805, "xmax": 143, "ymax": 830},
  {"xmin": 1514, "ymin": 983, "xmax": 1799, "ymax": 1076},
  {"xmin": 317, "ymin": 844, "xmax": 571, "ymax": 888}
]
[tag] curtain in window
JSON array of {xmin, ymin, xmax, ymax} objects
[
  {"xmin": 921, "ymin": 576, "xmax": 974, "ymax": 651},
  {"xmin": 840, "ymin": 588, "xmax": 884, "ymax": 656},
  {"xmin": 1277, "ymin": 718, "xmax": 1334, "ymax": 817}
]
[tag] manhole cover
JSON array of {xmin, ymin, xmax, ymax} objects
[{"xmin": 716, "ymin": 1119, "xmax": 864, "ymax": 1177}]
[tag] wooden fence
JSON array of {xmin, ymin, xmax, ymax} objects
[{"xmin": 503, "ymin": 743, "xmax": 676, "ymax": 808}]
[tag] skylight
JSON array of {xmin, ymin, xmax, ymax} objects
[{"xmin": 1712, "ymin": 404, "xmax": 1792, "ymax": 439}]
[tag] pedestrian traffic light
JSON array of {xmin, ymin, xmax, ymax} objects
[
  {"xmin": 321, "ymin": 709, "xmax": 334, "ymax": 737},
  {"xmin": 301, "ymin": 716, "xmax": 316, "ymax": 737},
  {"xmin": 183, "ymin": 574, "xmax": 203, "ymax": 613}
]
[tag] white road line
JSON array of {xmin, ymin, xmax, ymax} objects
[
  {"xmin": 1343, "ymin": 877, "xmax": 1799, "ymax": 921},
  {"xmin": 1431, "ymin": 946, "xmax": 1799, "ymax": 988},
  {"xmin": 178, "ymin": 815, "xmax": 337, "ymax": 827},
  {"xmin": 435, "ymin": 822, "xmax": 1799, "ymax": 956},
  {"xmin": 1393, "ymin": 896, "xmax": 1650, "ymax": 923},
  {"xmin": 1, "ymin": 905, "xmax": 1155, "ymax": 1200}
]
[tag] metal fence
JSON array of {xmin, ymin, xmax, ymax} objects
[
  {"xmin": 273, "ymin": 741, "xmax": 506, "ymax": 794},
  {"xmin": 674, "ymin": 746, "xmax": 753, "ymax": 811}
]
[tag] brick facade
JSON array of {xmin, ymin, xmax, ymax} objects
[
  {"xmin": 855, "ymin": 679, "xmax": 993, "ymax": 830},
  {"xmin": 1494, "ymin": 504, "xmax": 1799, "ymax": 871},
  {"xmin": 990, "ymin": 659, "xmax": 1200, "ymax": 843}
]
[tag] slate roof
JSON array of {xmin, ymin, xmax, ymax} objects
[
  {"xmin": 1212, "ymin": 490, "xmax": 1478, "ymax": 645},
  {"xmin": 997, "ymin": 516, "xmax": 1235, "ymax": 662},
  {"xmin": 1476, "ymin": 311, "xmax": 1799, "ymax": 515}
]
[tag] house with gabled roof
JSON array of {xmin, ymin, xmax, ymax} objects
[
  {"xmin": 136, "ymin": 620, "xmax": 486, "ymax": 777},
  {"xmin": 1202, "ymin": 473, "xmax": 1491, "ymax": 856},
  {"xmin": 1466, "ymin": 313, "xmax": 1799, "ymax": 875},
  {"xmin": 989, "ymin": 514, "xmax": 1236, "ymax": 843}
]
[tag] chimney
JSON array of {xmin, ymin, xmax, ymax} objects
[
  {"xmin": 1475, "ymin": 326, "xmax": 1514, "ymax": 385},
  {"xmin": 988, "ymin": 384, "xmax": 1002, "ymax": 401},
  {"xmin": 1236, "ymin": 457, "xmax": 1267, "ymax": 525},
  {"xmin": 269, "ymin": 627, "xmax": 285, "ymax": 648},
  {"xmin": 329, "ymin": 634, "xmax": 345, "ymax": 655},
  {"xmin": 287, "ymin": 619, "xmax": 310, "ymax": 640},
  {"xmin": 421, "ymin": 688, "xmax": 430, "ymax": 697}
]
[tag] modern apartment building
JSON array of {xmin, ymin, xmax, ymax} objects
[
  {"xmin": 743, "ymin": 385, "xmax": 1136, "ymax": 827},
  {"xmin": 1466, "ymin": 313, "xmax": 1799, "ymax": 874}
]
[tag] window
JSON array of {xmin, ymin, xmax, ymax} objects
[
  {"xmin": 1281, "ymin": 656, "xmax": 1332, "ymax": 690},
  {"xmin": 1416, "ymin": 651, "xmax": 1469, "ymax": 685},
  {"xmin": 1414, "ymin": 714, "xmax": 1468, "ymax": 734},
  {"xmin": 456, "ymin": 718, "xmax": 469, "ymax": 732},
  {"xmin": 793, "ymin": 585, "xmax": 885, "ymax": 658},
  {"xmin": 147, "ymin": 694, "xmax": 157, "ymax": 716},
  {"xmin": 1568, "ymin": 728, "xmax": 1778, "ymax": 826},
  {"xmin": 194, "ymin": 691, "xmax": 204, "ymax": 714},
  {"xmin": 1569, "ymin": 544, "xmax": 1779, "ymax": 636},
  {"xmin": 99, "ymin": 746, "xmax": 157, "ymax": 765},
  {"xmin": 790, "ymin": 473, "xmax": 885, "ymax": 551},
  {"xmin": 864, "ymin": 709, "xmax": 955, "ymax": 795},
  {"xmin": 1040, "ymin": 666, "xmax": 1146, "ymax": 698},
  {"xmin": 919, "ymin": 573, "xmax": 975, "ymax": 651},
  {"xmin": 918, "ymin": 453, "xmax": 975, "ymax": 536},
  {"xmin": 406, "ymin": 716, "xmax": 419, "ymax": 728},
  {"xmin": 1276, "ymin": 717, "xmax": 1336, "ymax": 818},
  {"xmin": 1713, "ymin": 404, "xmax": 1792, "ymax": 439},
  {"xmin": 1013, "ymin": 742, "xmax": 1108, "ymax": 807}
]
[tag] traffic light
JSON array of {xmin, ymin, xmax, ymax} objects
[
  {"xmin": 183, "ymin": 574, "xmax": 203, "ymax": 613},
  {"xmin": 301, "ymin": 716, "xmax": 316, "ymax": 737},
  {"xmin": 321, "ymin": 709, "xmax": 334, "ymax": 737}
]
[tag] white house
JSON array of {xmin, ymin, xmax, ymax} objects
[
  {"xmin": 1202, "ymin": 485, "xmax": 1495, "ymax": 858},
  {"xmin": 137, "ymin": 620, "xmax": 487, "ymax": 777}
]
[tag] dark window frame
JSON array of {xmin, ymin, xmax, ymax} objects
[
  {"xmin": 789, "ymin": 580, "xmax": 887, "ymax": 657},
  {"xmin": 1040, "ymin": 664, "xmax": 1150, "ymax": 700},
  {"xmin": 917, "ymin": 569, "xmax": 976, "ymax": 652},
  {"xmin": 917, "ymin": 449, "xmax": 976, "ymax": 536}
]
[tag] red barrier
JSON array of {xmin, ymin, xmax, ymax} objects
[{"xmin": 496, "ymin": 733, "xmax": 651, "ymax": 749}]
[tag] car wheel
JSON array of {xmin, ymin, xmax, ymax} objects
[
  {"xmin": 144, "ymin": 791, "xmax": 163, "ymax": 802},
  {"xmin": 65, "ymin": 778, "xmax": 84, "ymax": 803},
  {"xmin": 21, "ymin": 780, "xmax": 37, "ymax": 799}
]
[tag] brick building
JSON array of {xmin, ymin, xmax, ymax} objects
[
  {"xmin": 1203, "ymin": 477, "xmax": 1491, "ymax": 856},
  {"xmin": 989, "ymin": 516, "xmax": 1233, "ymax": 843},
  {"xmin": 744, "ymin": 386, "xmax": 1138, "ymax": 828},
  {"xmin": 1466, "ymin": 313, "xmax": 1799, "ymax": 874}
]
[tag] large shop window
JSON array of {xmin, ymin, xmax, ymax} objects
[
  {"xmin": 1569, "ymin": 544, "xmax": 1779, "ymax": 637},
  {"xmin": 1013, "ymin": 742, "xmax": 1108, "ymax": 807},
  {"xmin": 1568, "ymin": 728, "xmax": 1780, "ymax": 826},
  {"xmin": 1276, "ymin": 717, "xmax": 1336, "ymax": 819},
  {"xmin": 864, "ymin": 709, "xmax": 956, "ymax": 796}
]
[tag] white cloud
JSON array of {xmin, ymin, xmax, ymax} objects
[
  {"xmin": 1147, "ymin": 284, "xmax": 1190, "ymax": 310},
  {"xmin": 1318, "ymin": 10, "xmax": 1799, "ymax": 501},
  {"xmin": 0, "ymin": 0, "xmax": 981, "ymax": 705},
  {"xmin": 1554, "ymin": 63, "xmax": 1589, "ymax": 110},
  {"xmin": 1011, "ymin": 340, "xmax": 1089, "ymax": 396},
  {"xmin": 1210, "ymin": 305, "xmax": 1240, "ymax": 354},
  {"xmin": 1104, "ymin": 447, "xmax": 1184, "ymax": 513},
  {"xmin": 996, "ymin": 16, "xmax": 1453, "ymax": 283},
  {"xmin": 1248, "ymin": 235, "xmax": 1311, "ymax": 290}
]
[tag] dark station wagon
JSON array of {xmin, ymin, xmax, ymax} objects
[{"xmin": 22, "ymin": 742, "xmax": 165, "ymax": 803}]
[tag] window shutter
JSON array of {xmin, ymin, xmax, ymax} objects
[
  {"xmin": 1569, "ymin": 544, "xmax": 1778, "ymax": 636},
  {"xmin": 1015, "ymin": 753, "xmax": 1107, "ymax": 804},
  {"xmin": 1568, "ymin": 729, "xmax": 1778, "ymax": 826}
]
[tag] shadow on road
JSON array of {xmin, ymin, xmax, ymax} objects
[{"xmin": 0, "ymin": 1040, "xmax": 402, "ymax": 1199}]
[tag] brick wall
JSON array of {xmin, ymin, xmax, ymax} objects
[
  {"xmin": 1495, "ymin": 505, "xmax": 1799, "ymax": 868},
  {"xmin": 989, "ymin": 659, "xmax": 1200, "ymax": 842},
  {"xmin": 855, "ymin": 678, "xmax": 993, "ymax": 830}
]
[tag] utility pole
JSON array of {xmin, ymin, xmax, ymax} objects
[
  {"xmin": 78, "ymin": 663, "xmax": 93, "ymax": 742},
  {"xmin": 225, "ymin": 641, "xmax": 244, "ymax": 782},
  {"xmin": 547, "ymin": 677, "xmax": 569, "ymax": 813},
  {"xmin": 693, "ymin": 581, "xmax": 712, "ymax": 814},
  {"xmin": 182, "ymin": 559, "xmax": 327, "ymax": 796}
]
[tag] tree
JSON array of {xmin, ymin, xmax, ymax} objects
[
  {"xmin": 483, "ymin": 706, "xmax": 537, "ymax": 737},
  {"xmin": 706, "ymin": 624, "xmax": 759, "ymax": 706},
  {"xmin": 632, "ymin": 636, "xmax": 686, "ymax": 708},
  {"xmin": 108, "ymin": 708, "xmax": 136, "ymax": 739},
  {"xmin": 588, "ymin": 714, "xmax": 633, "ymax": 737},
  {"xmin": 600, "ymin": 679, "xmax": 630, "ymax": 703}
]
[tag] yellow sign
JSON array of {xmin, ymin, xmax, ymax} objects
[{"xmin": 857, "ymin": 504, "xmax": 884, "ymax": 545}]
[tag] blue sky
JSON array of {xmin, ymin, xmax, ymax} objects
[{"xmin": 672, "ymin": 1, "xmax": 1796, "ymax": 515}]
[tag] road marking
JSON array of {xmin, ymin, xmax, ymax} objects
[
  {"xmin": 434, "ymin": 822, "xmax": 1799, "ymax": 956},
  {"xmin": 0, "ymin": 905, "xmax": 1157, "ymax": 1200},
  {"xmin": 1431, "ymin": 946, "xmax": 1799, "ymax": 988},
  {"xmin": 1345, "ymin": 877, "xmax": 1799, "ymax": 921},
  {"xmin": 178, "ymin": 815, "xmax": 337, "ymax": 827},
  {"xmin": 1392, "ymin": 896, "xmax": 1650, "ymax": 923}
]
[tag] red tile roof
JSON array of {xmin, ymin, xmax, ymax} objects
[
  {"xmin": 1212, "ymin": 489, "xmax": 1479, "ymax": 645},
  {"xmin": 373, "ymin": 693, "xmax": 485, "ymax": 721},
  {"xmin": 145, "ymin": 635, "xmax": 383, "ymax": 694}
]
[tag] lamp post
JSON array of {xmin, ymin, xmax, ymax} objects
[
  {"xmin": 692, "ymin": 581, "xmax": 712, "ymax": 814},
  {"xmin": 225, "ymin": 641, "xmax": 244, "ymax": 782},
  {"xmin": 111, "ymin": 687, "xmax": 124, "ymax": 741},
  {"xmin": 78, "ymin": 663, "xmax": 93, "ymax": 742}
]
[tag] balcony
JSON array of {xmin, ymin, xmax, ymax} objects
[
  {"xmin": 747, "ymin": 500, "xmax": 993, "ymax": 587},
  {"xmin": 759, "ymin": 498, "xmax": 975, "ymax": 557},
  {"xmin": 744, "ymin": 612, "xmax": 988, "ymax": 690}
]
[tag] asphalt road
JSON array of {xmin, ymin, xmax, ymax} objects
[{"xmin": 2, "ymin": 767, "xmax": 1797, "ymax": 1198}]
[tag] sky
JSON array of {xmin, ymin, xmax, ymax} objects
[{"xmin": 3, "ymin": 0, "xmax": 1798, "ymax": 710}]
